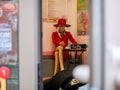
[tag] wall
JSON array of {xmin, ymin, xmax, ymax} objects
[{"xmin": 42, "ymin": 0, "xmax": 89, "ymax": 55}]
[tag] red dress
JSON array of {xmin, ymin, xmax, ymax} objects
[{"xmin": 52, "ymin": 31, "xmax": 77, "ymax": 60}]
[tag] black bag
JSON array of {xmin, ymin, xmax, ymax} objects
[{"xmin": 49, "ymin": 70, "xmax": 86, "ymax": 90}]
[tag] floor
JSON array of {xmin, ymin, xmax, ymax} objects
[{"xmin": 43, "ymin": 58, "xmax": 76, "ymax": 78}]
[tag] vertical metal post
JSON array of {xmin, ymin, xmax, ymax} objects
[
  {"xmin": 88, "ymin": 0, "xmax": 105, "ymax": 90},
  {"xmin": 19, "ymin": 0, "xmax": 42, "ymax": 90},
  {"xmin": 37, "ymin": 0, "xmax": 43, "ymax": 90}
]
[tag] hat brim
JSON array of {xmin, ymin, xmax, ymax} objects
[{"xmin": 54, "ymin": 24, "xmax": 71, "ymax": 27}]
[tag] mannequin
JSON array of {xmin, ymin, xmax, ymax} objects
[{"xmin": 52, "ymin": 18, "xmax": 77, "ymax": 75}]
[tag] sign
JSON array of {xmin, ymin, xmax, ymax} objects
[
  {"xmin": 0, "ymin": 66, "xmax": 11, "ymax": 90},
  {"xmin": 42, "ymin": 0, "xmax": 68, "ymax": 22},
  {"xmin": 71, "ymin": 44, "xmax": 88, "ymax": 49},
  {"xmin": 0, "ymin": 28, "xmax": 12, "ymax": 51},
  {"xmin": 77, "ymin": 0, "xmax": 88, "ymax": 35}
]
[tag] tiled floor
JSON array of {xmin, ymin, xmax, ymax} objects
[{"xmin": 42, "ymin": 58, "xmax": 77, "ymax": 77}]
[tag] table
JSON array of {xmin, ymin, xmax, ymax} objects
[{"xmin": 64, "ymin": 48, "xmax": 86, "ymax": 69}]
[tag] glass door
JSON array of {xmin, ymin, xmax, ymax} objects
[{"xmin": 0, "ymin": 1, "xmax": 19, "ymax": 90}]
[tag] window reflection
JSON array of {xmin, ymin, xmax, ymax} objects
[{"xmin": 0, "ymin": 1, "xmax": 18, "ymax": 90}]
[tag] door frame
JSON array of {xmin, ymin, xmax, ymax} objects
[{"xmin": 19, "ymin": 0, "xmax": 43, "ymax": 90}]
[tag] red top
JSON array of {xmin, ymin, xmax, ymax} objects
[{"xmin": 52, "ymin": 31, "xmax": 77, "ymax": 60}]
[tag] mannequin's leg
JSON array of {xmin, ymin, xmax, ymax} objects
[
  {"xmin": 53, "ymin": 51, "xmax": 59, "ymax": 76},
  {"xmin": 57, "ymin": 46, "xmax": 64, "ymax": 71}
]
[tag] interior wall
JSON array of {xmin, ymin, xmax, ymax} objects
[{"xmin": 42, "ymin": 0, "xmax": 89, "ymax": 55}]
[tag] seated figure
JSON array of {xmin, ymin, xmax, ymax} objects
[{"xmin": 52, "ymin": 18, "xmax": 78, "ymax": 75}]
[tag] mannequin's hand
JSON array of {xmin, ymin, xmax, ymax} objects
[{"xmin": 59, "ymin": 41, "xmax": 65, "ymax": 46}]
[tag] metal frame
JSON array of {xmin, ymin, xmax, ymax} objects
[
  {"xmin": 88, "ymin": 0, "xmax": 105, "ymax": 90},
  {"xmin": 19, "ymin": 0, "xmax": 43, "ymax": 90}
]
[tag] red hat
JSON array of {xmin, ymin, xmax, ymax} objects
[{"xmin": 54, "ymin": 18, "xmax": 71, "ymax": 27}]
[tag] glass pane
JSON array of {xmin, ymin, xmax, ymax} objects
[
  {"xmin": 0, "ymin": 1, "xmax": 18, "ymax": 90},
  {"xmin": 42, "ymin": 0, "xmax": 89, "ymax": 90}
]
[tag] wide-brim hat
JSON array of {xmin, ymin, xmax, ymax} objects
[{"xmin": 54, "ymin": 18, "xmax": 71, "ymax": 27}]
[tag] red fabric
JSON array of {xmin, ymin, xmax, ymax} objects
[{"xmin": 52, "ymin": 31, "xmax": 77, "ymax": 60}]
